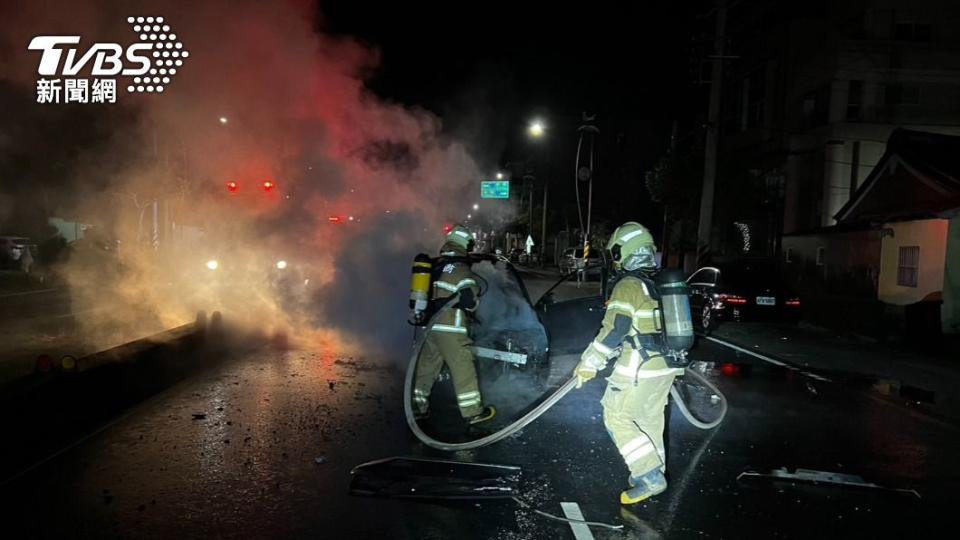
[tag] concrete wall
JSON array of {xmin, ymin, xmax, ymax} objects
[
  {"xmin": 782, "ymin": 228, "xmax": 886, "ymax": 335},
  {"xmin": 942, "ymin": 216, "xmax": 960, "ymax": 334},
  {"xmin": 878, "ymin": 219, "xmax": 948, "ymax": 305},
  {"xmin": 783, "ymin": 228, "xmax": 882, "ymax": 297}
]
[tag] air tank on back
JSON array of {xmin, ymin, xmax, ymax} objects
[{"xmin": 655, "ymin": 268, "xmax": 694, "ymax": 352}]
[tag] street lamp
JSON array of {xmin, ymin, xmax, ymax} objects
[
  {"xmin": 528, "ymin": 119, "xmax": 545, "ymax": 139},
  {"xmin": 472, "ymin": 203, "xmax": 479, "ymax": 211},
  {"xmin": 496, "ymin": 172, "xmax": 504, "ymax": 180},
  {"xmin": 218, "ymin": 116, "xmax": 228, "ymax": 125}
]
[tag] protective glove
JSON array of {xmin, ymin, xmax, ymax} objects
[
  {"xmin": 575, "ymin": 362, "xmax": 597, "ymax": 389},
  {"xmin": 575, "ymin": 343, "xmax": 607, "ymax": 389}
]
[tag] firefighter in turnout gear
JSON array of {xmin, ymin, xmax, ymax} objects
[
  {"xmin": 413, "ymin": 224, "xmax": 496, "ymax": 425},
  {"xmin": 575, "ymin": 222, "xmax": 683, "ymax": 504}
]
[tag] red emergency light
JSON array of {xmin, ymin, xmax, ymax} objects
[
  {"xmin": 443, "ymin": 223, "xmax": 453, "ymax": 235},
  {"xmin": 226, "ymin": 181, "xmax": 239, "ymax": 193},
  {"xmin": 263, "ymin": 180, "xmax": 275, "ymax": 191}
]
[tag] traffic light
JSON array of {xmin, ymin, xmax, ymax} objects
[
  {"xmin": 263, "ymin": 180, "xmax": 275, "ymax": 191},
  {"xmin": 226, "ymin": 181, "xmax": 239, "ymax": 193}
]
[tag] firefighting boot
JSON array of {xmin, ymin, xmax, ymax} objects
[
  {"xmin": 468, "ymin": 405, "xmax": 496, "ymax": 425},
  {"xmin": 620, "ymin": 469, "xmax": 668, "ymax": 505}
]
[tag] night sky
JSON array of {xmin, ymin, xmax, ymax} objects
[{"xmin": 321, "ymin": 0, "xmax": 702, "ymax": 232}]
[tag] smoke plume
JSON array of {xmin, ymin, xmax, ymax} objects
[{"xmin": 0, "ymin": 0, "xmax": 513, "ymax": 357}]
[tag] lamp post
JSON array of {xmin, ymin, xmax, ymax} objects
[
  {"xmin": 575, "ymin": 114, "xmax": 599, "ymax": 249},
  {"xmin": 527, "ymin": 118, "xmax": 549, "ymax": 266}
]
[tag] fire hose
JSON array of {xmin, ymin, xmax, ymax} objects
[{"xmin": 404, "ymin": 301, "xmax": 728, "ymax": 451}]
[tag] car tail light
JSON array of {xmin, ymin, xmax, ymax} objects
[
  {"xmin": 721, "ymin": 363, "xmax": 741, "ymax": 376},
  {"xmin": 786, "ymin": 298, "xmax": 801, "ymax": 307},
  {"xmin": 717, "ymin": 293, "xmax": 747, "ymax": 305}
]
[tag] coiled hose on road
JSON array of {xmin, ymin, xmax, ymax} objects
[{"xmin": 404, "ymin": 301, "xmax": 728, "ymax": 451}]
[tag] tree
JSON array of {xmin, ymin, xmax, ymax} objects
[{"xmin": 644, "ymin": 150, "xmax": 702, "ymax": 264}]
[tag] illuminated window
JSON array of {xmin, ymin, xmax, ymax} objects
[{"xmin": 897, "ymin": 246, "xmax": 920, "ymax": 287}]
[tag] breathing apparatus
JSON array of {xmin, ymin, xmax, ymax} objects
[
  {"xmin": 408, "ymin": 223, "xmax": 482, "ymax": 326},
  {"xmin": 605, "ymin": 222, "xmax": 695, "ymax": 366},
  {"xmin": 408, "ymin": 253, "xmax": 433, "ymax": 325}
]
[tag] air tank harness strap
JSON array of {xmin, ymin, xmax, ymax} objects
[{"xmin": 626, "ymin": 334, "xmax": 662, "ymax": 353}]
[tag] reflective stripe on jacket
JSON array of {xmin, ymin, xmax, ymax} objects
[
  {"xmin": 585, "ymin": 276, "xmax": 682, "ymax": 383},
  {"xmin": 430, "ymin": 259, "xmax": 480, "ymax": 334}
]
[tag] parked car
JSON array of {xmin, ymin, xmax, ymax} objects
[
  {"xmin": 686, "ymin": 261, "xmax": 801, "ymax": 332},
  {"xmin": 0, "ymin": 236, "xmax": 31, "ymax": 271}
]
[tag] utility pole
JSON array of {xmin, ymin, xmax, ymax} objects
[
  {"xmin": 524, "ymin": 174, "xmax": 535, "ymax": 256},
  {"xmin": 540, "ymin": 178, "xmax": 548, "ymax": 266},
  {"xmin": 696, "ymin": 0, "xmax": 727, "ymax": 267},
  {"xmin": 662, "ymin": 120, "xmax": 679, "ymax": 266},
  {"xmin": 539, "ymin": 142, "xmax": 552, "ymax": 266}
]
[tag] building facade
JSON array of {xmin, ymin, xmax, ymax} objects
[{"xmin": 714, "ymin": 0, "xmax": 960, "ymax": 258}]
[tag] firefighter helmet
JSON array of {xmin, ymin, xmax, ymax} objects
[
  {"xmin": 445, "ymin": 223, "xmax": 474, "ymax": 252},
  {"xmin": 606, "ymin": 221, "xmax": 657, "ymax": 271}
]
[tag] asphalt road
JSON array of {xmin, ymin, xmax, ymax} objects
[{"xmin": 2, "ymin": 313, "xmax": 954, "ymax": 539}]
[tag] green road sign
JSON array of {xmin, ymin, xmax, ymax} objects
[{"xmin": 481, "ymin": 180, "xmax": 510, "ymax": 199}]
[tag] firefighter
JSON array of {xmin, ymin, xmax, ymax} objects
[
  {"xmin": 574, "ymin": 222, "xmax": 684, "ymax": 504},
  {"xmin": 412, "ymin": 224, "xmax": 496, "ymax": 425}
]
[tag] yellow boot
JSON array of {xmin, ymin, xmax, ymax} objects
[
  {"xmin": 620, "ymin": 469, "xmax": 667, "ymax": 504},
  {"xmin": 468, "ymin": 405, "xmax": 496, "ymax": 425}
]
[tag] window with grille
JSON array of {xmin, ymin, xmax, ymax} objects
[{"xmin": 897, "ymin": 246, "xmax": 920, "ymax": 287}]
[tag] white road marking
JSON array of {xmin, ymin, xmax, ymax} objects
[
  {"xmin": 705, "ymin": 335, "xmax": 833, "ymax": 383},
  {"xmin": 560, "ymin": 502, "xmax": 595, "ymax": 540}
]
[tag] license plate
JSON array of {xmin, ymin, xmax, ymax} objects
[{"xmin": 756, "ymin": 296, "xmax": 776, "ymax": 306}]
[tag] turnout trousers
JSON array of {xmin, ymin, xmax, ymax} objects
[
  {"xmin": 601, "ymin": 373, "xmax": 677, "ymax": 477},
  {"xmin": 413, "ymin": 331, "xmax": 483, "ymax": 418}
]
